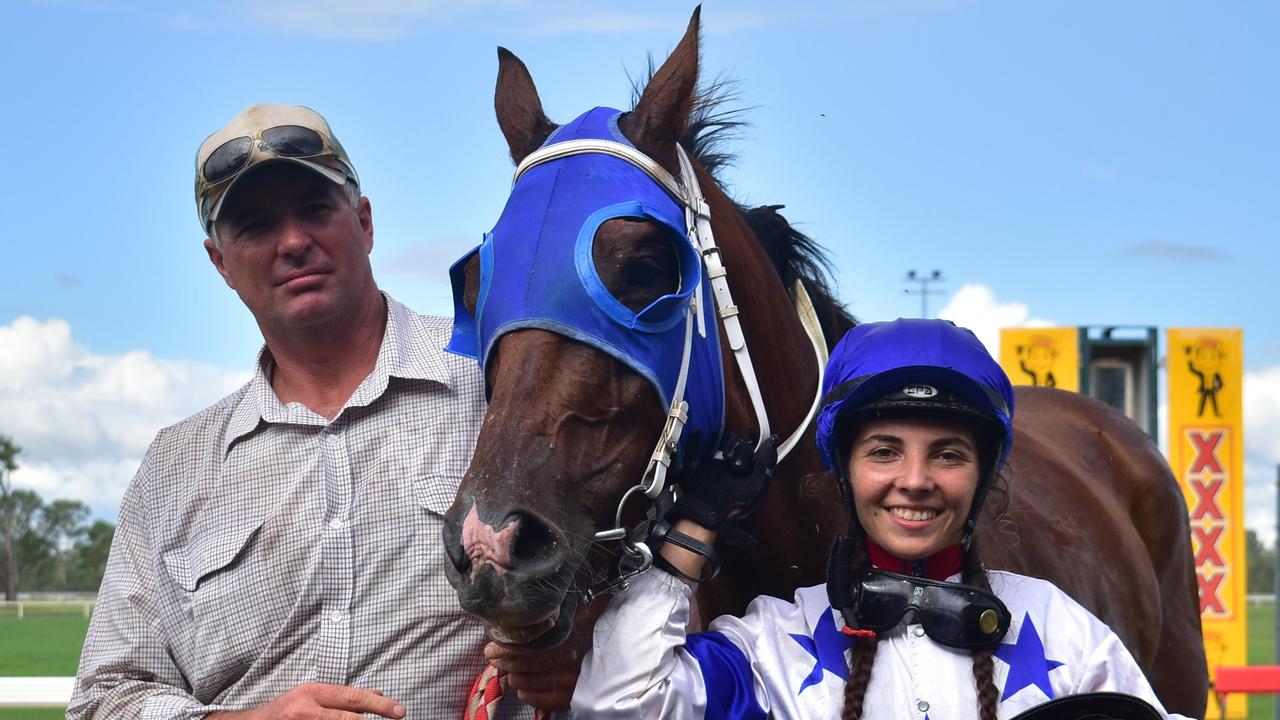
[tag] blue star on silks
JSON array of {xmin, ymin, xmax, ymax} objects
[
  {"xmin": 995, "ymin": 613, "xmax": 1064, "ymax": 701},
  {"xmin": 789, "ymin": 607, "xmax": 854, "ymax": 693}
]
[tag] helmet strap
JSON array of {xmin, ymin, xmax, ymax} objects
[
  {"xmin": 826, "ymin": 534, "xmax": 861, "ymax": 627},
  {"xmin": 961, "ymin": 437, "xmax": 1006, "ymax": 552}
]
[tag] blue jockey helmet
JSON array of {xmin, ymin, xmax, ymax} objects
[{"xmin": 815, "ymin": 319, "xmax": 1015, "ymax": 544}]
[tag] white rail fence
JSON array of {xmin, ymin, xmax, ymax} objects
[
  {"xmin": 0, "ymin": 599, "xmax": 95, "ymax": 619},
  {"xmin": 0, "ymin": 677, "xmax": 74, "ymax": 708},
  {"xmin": 0, "ymin": 598, "xmax": 93, "ymax": 707}
]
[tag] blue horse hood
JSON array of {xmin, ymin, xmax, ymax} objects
[{"xmin": 446, "ymin": 107, "xmax": 725, "ymax": 465}]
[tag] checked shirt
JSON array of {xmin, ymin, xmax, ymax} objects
[{"xmin": 70, "ymin": 296, "xmax": 532, "ymax": 719}]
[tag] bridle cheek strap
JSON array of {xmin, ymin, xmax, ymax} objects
[{"xmin": 675, "ymin": 147, "xmax": 773, "ymax": 452}]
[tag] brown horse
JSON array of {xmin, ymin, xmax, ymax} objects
[{"xmin": 441, "ymin": 10, "xmax": 1207, "ymax": 716}]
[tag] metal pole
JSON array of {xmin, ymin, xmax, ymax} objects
[
  {"xmin": 1274, "ymin": 464, "xmax": 1280, "ymax": 720},
  {"xmin": 903, "ymin": 270, "xmax": 945, "ymax": 318}
]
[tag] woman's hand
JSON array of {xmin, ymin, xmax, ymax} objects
[
  {"xmin": 668, "ymin": 432, "xmax": 778, "ymax": 530},
  {"xmin": 657, "ymin": 432, "xmax": 778, "ymax": 583}
]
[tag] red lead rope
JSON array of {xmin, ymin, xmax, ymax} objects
[{"xmin": 464, "ymin": 663, "xmax": 551, "ymax": 720}]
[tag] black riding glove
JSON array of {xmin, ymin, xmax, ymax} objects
[{"xmin": 667, "ymin": 431, "xmax": 779, "ymax": 531}]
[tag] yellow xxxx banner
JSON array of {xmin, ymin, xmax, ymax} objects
[
  {"xmin": 1167, "ymin": 328, "xmax": 1245, "ymax": 719},
  {"xmin": 998, "ymin": 327, "xmax": 1080, "ymax": 392}
]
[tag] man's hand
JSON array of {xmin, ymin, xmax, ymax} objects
[
  {"xmin": 207, "ymin": 683, "xmax": 405, "ymax": 720},
  {"xmin": 484, "ymin": 595, "xmax": 609, "ymax": 712},
  {"xmin": 485, "ymin": 641, "xmax": 579, "ymax": 712}
]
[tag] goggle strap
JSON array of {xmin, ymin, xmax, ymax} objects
[{"xmin": 826, "ymin": 534, "xmax": 861, "ymax": 628}]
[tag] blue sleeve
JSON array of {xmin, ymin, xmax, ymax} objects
[{"xmin": 685, "ymin": 631, "xmax": 768, "ymax": 720}]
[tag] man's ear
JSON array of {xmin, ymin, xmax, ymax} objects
[
  {"xmin": 204, "ymin": 237, "xmax": 235, "ymax": 289},
  {"xmin": 357, "ymin": 196, "xmax": 374, "ymax": 254}
]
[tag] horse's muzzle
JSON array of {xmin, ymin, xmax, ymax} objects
[{"xmin": 442, "ymin": 495, "xmax": 577, "ymax": 642}]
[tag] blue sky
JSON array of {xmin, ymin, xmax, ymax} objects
[{"xmin": 3, "ymin": 1, "xmax": 1279, "ymax": 539}]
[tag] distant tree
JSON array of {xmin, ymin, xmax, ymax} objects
[
  {"xmin": 66, "ymin": 520, "xmax": 115, "ymax": 591},
  {"xmin": 0, "ymin": 435, "xmax": 20, "ymax": 601},
  {"xmin": 0, "ymin": 449, "xmax": 114, "ymax": 593},
  {"xmin": 1247, "ymin": 529, "xmax": 1276, "ymax": 594},
  {"xmin": 4, "ymin": 489, "xmax": 51, "ymax": 591},
  {"xmin": 0, "ymin": 487, "xmax": 105, "ymax": 593}
]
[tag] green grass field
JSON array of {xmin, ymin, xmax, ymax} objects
[
  {"xmin": 1246, "ymin": 600, "xmax": 1276, "ymax": 719},
  {"xmin": 0, "ymin": 603, "xmax": 92, "ymax": 720},
  {"xmin": 1, "ymin": 602, "xmax": 1279, "ymax": 718}
]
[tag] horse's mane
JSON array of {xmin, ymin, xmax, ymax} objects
[{"xmin": 630, "ymin": 65, "xmax": 857, "ymax": 348}]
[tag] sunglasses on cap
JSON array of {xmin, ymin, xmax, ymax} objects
[
  {"xmin": 200, "ymin": 124, "xmax": 343, "ymax": 187},
  {"xmin": 848, "ymin": 568, "xmax": 1011, "ymax": 650}
]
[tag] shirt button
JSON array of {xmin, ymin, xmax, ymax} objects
[
  {"xmin": 329, "ymin": 517, "xmax": 345, "ymax": 530},
  {"xmin": 329, "ymin": 610, "xmax": 345, "ymax": 623},
  {"xmin": 913, "ymin": 625, "xmax": 925, "ymax": 637},
  {"xmin": 917, "ymin": 700, "xmax": 929, "ymax": 713}
]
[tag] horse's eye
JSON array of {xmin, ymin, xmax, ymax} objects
[
  {"xmin": 592, "ymin": 218, "xmax": 682, "ymax": 314},
  {"xmin": 624, "ymin": 258, "xmax": 665, "ymax": 289}
]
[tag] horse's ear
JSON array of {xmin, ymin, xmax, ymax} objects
[
  {"xmin": 620, "ymin": 6, "xmax": 701, "ymax": 174},
  {"xmin": 495, "ymin": 47, "xmax": 557, "ymax": 164}
]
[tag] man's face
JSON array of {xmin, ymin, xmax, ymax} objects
[{"xmin": 205, "ymin": 163, "xmax": 375, "ymax": 335}]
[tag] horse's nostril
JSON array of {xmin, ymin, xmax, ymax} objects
[
  {"xmin": 510, "ymin": 514, "xmax": 560, "ymax": 569},
  {"xmin": 442, "ymin": 515, "xmax": 471, "ymax": 575}
]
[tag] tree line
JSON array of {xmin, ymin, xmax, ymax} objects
[
  {"xmin": 1, "ymin": 434, "xmax": 115, "ymax": 598},
  {"xmin": 1247, "ymin": 529, "xmax": 1276, "ymax": 595}
]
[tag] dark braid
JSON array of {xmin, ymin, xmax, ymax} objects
[
  {"xmin": 841, "ymin": 634, "xmax": 879, "ymax": 720},
  {"xmin": 963, "ymin": 540, "xmax": 1001, "ymax": 720},
  {"xmin": 836, "ymin": 534, "xmax": 878, "ymax": 719}
]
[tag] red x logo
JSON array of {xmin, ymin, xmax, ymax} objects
[
  {"xmin": 1189, "ymin": 431, "xmax": 1225, "ymax": 474},
  {"xmin": 1193, "ymin": 526, "xmax": 1225, "ymax": 567},
  {"xmin": 1190, "ymin": 479, "xmax": 1225, "ymax": 521},
  {"xmin": 1198, "ymin": 571, "xmax": 1226, "ymax": 615}
]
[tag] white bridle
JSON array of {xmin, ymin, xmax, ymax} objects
[{"xmin": 514, "ymin": 139, "xmax": 828, "ymax": 550}]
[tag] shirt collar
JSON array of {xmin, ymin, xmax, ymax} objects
[
  {"xmin": 221, "ymin": 293, "xmax": 454, "ymax": 453},
  {"xmin": 866, "ymin": 540, "xmax": 964, "ymax": 581}
]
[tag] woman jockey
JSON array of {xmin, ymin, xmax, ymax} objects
[{"xmin": 569, "ymin": 318, "xmax": 1188, "ymax": 719}]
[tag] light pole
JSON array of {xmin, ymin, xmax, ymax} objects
[{"xmin": 904, "ymin": 269, "xmax": 945, "ymax": 318}]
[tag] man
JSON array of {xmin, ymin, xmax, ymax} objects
[{"xmin": 70, "ymin": 104, "xmax": 570, "ymax": 719}]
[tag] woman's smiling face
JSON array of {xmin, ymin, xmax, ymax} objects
[{"xmin": 846, "ymin": 416, "xmax": 981, "ymax": 561}]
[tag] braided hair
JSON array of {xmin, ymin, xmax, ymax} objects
[{"xmin": 835, "ymin": 527, "xmax": 1002, "ymax": 719}]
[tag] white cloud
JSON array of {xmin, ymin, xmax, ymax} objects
[
  {"xmin": 528, "ymin": 13, "xmax": 674, "ymax": 35},
  {"xmin": 934, "ymin": 284, "xmax": 1280, "ymax": 547},
  {"xmin": 0, "ymin": 317, "xmax": 246, "ymax": 519},
  {"xmin": 244, "ymin": 0, "xmax": 456, "ymax": 41},
  {"xmin": 1118, "ymin": 242, "xmax": 1230, "ymax": 263},
  {"xmin": 936, "ymin": 283, "xmax": 1054, "ymax": 355},
  {"xmin": 168, "ymin": 1, "xmax": 786, "ymax": 41},
  {"xmin": 1245, "ymin": 367, "xmax": 1280, "ymax": 546},
  {"xmin": 377, "ymin": 236, "xmax": 478, "ymax": 282}
]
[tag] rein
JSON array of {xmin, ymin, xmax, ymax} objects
[{"xmin": 513, "ymin": 138, "xmax": 827, "ymax": 601}]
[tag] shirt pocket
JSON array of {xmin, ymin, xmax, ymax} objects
[
  {"xmin": 163, "ymin": 521, "xmax": 265, "ymax": 594},
  {"xmin": 412, "ymin": 473, "xmax": 457, "ymax": 517},
  {"xmin": 162, "ymin": 517, "xmax": 304, "ymax": 695},
  {"xmin": 412, "ymin": 474, "xmax": 465, "ymax": 613}
]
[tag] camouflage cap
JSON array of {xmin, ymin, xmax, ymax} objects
[{"xmin": 194, "ymin": 104, "xmax": 359, "ymax": 233}]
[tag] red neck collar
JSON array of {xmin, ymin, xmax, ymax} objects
[{"xmin": 866, "ymin": 541, "xmax": 964, "ymax": 581}]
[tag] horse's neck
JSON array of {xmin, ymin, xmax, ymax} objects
[
  {"xmin": 708, "ymin": 195, "xmax": 820, "ymax": 444},
  {"xmin": 697, "ymin": 176, "xmax": 841, "ymax": 615}
]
